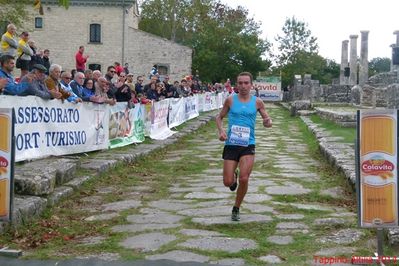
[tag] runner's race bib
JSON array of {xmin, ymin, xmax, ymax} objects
[{"xmin": 229, "ymin": 125, "xmax": 250, "ymax": 146}]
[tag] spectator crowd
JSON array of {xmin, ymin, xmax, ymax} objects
[{"xmin": 0, "ymin": 24, "xmax": 234, "ymax": 106}]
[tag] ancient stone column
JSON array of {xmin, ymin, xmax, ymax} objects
[
  {"xmin": 340, "ymin": 40, "xmax": 349, "ymax": 85},
  {"xmin": 359, "ymin": 31, "xmax": 369, "ymax": 86},
  {"xmin": 349, "ymin": 35, "xmax": 358, "ymax": 85},
  {"xmin": 394, "ymin": 30, "xmax": 399, "ymax": 45},
  {"xmin": 392, "ymin": 31, "xmax": 399, "ymax": 72}
]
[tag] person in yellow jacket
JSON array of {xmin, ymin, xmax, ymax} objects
[
  {"xmin": 0, "ymin": 24, "xmax": 18, "ymax": 56},
  {"xmin": 16, "ymin": 31, "xmax": 34, "ymax": 79}
]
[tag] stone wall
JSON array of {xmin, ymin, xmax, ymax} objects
[
  {"xmin": 290, "ymin": 75, "xmax": 351, "ymax": 103},
  {"xmin": 289, "ymin": 73, "xmax": 399, "ymax": 107},
  {"xmin": 367, "ymin": 72, "xmax": 399, "ymax": 87},
  {"xmin": 126, "ymin": 29, "xmax": 192, "ymax": 82},
  {"xmin": 25, "ymin": 4, "xmax": 192, "ymax": 81},
  {"xmin": 387, "ymin": 84, "xmax": 399, "ymax": 108}
]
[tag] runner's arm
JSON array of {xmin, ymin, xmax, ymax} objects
[
  {"xmin": 257, "ymin": 98, "xmax": 272, "ymax": 128},
  {"xmin": 216, "ymin": 97, "xmax": 231, "ymax": 141}
]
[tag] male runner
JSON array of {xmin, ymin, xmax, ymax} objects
[{"xmin": 216, "ymin": 72, "xmax": 272, "ymax": 221}]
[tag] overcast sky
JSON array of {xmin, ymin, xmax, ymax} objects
[{"xmin": 223, "ymin": 0, "xmax": 398, "ymax": 63}]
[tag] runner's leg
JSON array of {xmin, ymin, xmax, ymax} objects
[
  {"xmin": 234, "ymin": 154, "xmax": 254, "ymax": 208},
  {"xmin": 223, "ymin": 159, "xmax": 239, "ymax": 187}
]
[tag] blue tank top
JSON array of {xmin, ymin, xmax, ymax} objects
[{"xmin": 225, "ymin": 94, "xmax": 257, "ymax": 146}]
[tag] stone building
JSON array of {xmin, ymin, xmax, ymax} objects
[{"xmin": 24, "ymin": 0, "xmax": 192, "ymax": 82}]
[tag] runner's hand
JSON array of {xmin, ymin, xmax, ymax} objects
[
  {"xmin": 263, "ymin": 117, "xmax": 272, "ymax": 128},
  {"xmin": 218, "ymin": 130, "xmax": 227, "ymax": 141}
]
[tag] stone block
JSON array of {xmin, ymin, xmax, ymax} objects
[
  {"xmin": 12, "ymin": 195, "xmax": 47, "ymax": 225},
  {"xmin": 386, "ymin": 83, "xmax": 399, "ymax": 108},
  {"xmin": 360, "ymin": 84, "xmax": 376, "ymax": 107},
  {"xmin": 80, "ymin": 159, "xmax": 118, "ymax": 173},
  {"xmin": 47, "ymin": 186, "xmax": 74, "ymax": 206},
  {"xmin": 65, "ymin": 175, "xmax": 92, "ymax": 190},
  {"xmin": 14, "ymin": 158, "xmax": 78, "ymax": 196}
]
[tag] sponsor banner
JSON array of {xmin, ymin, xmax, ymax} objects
[
  {"xmin": 150, "ymin": 99, "xmax": 176, "ymax": 140},
  {"xmin": 0, "ymin": 108, "xmax": 14, "ymax": 222},
  {"xmin": 211, "ymin": 94, "xmax": 218, "ymax": 110},
  {"xmin": 197, "ymin": 94, "xmax": 205, "ymax": 112},
  {"xmin": 216, "ymin": 93, "xmax": 224, "ymax": 108},
  {"xmin": 0, "ymin": 96, "xmax": 108, "ymax": 162},
  {"xmin": 143, "ymin": 103, "xmax": 153, "ymax": 137},
  {"xmin": 358, "ymin": 109, "xmax": 398, "ymax": 227},
  {"xmin": 168, "ymin": 98, "xmax": 186, "ymax": 128},
  {"xmin": 203, "ymin": 92, "xmax": 213, "ymax": 112},
  {"xmin": 254, "ymin": 76, "xmax": 282, "ymax": 101},
  {"xmin": 184, "ymin": 96, "xmax": 199, "ymax": 121},
  {"xmin": 109, "ymin": 103, "xmax": 145, "ymax": 148}
]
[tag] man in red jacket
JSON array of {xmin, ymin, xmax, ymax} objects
[{"xmin": 75, "ymin": 45, "xmax": 89, "ymax": 72}]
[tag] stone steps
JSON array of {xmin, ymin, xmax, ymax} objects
[
  {"xmin": 14, "ymin": 158, "xmax": 79, "ymax": 196},
  {"xmin": 2, "ymin": 112, "xmax": 217, "ymax": 230}
]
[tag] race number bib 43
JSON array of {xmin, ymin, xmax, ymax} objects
[{"xmin": 229, "ymin": 125, "xmax": 250, "ymax": 146}]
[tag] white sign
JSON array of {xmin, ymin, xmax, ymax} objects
[
  {"xmin": 150, "ymin": 99, "xmax": 176, "ymax": 140},
  {"xmin": 0, "ymin": 96, "xmax": 109, "ymax": 162},
  {"xmin": 254, "ymin": 76, "xmax": 282, "ymax": 101},
  {"xmin": 168, "ymin": 98, "xmax": 186, "ymax": 128}
]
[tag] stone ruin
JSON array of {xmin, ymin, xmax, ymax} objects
[{"xmin": 287, "ymin": 30, "xmax": 399, "ymax": 108}]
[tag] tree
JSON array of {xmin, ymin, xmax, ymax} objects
[
  {"xmin": 273, "ymin": 17, "xmax": 342, "ymax": 87},
  {"xmin": 0, "ymin": 0, "xmax": 32, "ymax": 28},
  {"xmin": 139, "ymin": 0, "xmax": 271, "ymax": 82},
  {"xmin": 0, "ymin": 0, "xmax": 69, "ymax": 31},
  {"xmin": 369, "ymin": 57, "xmax": 391, "ymax": 76},
  {"xmin": 274, "ymin": 51, "xmax": 338, "ymax": 87},
  {"xmin": 275, "ymin": 16, "xmax": 318, "ymax": 66}
]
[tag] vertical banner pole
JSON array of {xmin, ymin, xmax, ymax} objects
[
  {"xmin": 377, "ymin": 228, "xmax": 384, "ymax": 256},
  {"xmin": 9, "ymin": 108, "xmax": 15, "ymax": 222}
]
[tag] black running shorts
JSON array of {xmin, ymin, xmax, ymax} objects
[{"xmin": 222, "ymin": 145, "xmax": 255, "ymax": 162}]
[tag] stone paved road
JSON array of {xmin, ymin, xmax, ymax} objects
[{"xmin": 3, "ymin": 104, "xmax": 368, "ymax": 265}]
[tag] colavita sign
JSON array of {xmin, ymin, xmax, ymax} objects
[
  {"xmin": 357, "ymin": 109, "xmax": 398, "ymax": 228},
  {"xmin": 0, "ymin": 108, "xmax": 15, "ymax": 222}
]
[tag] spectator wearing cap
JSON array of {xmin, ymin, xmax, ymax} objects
[
  {"xmin": 16, "ymin": 31, "xmax": 34, "ymax": 79},
  {"xmin": 19, "ymin": 64, "xmax": 61, "ymax": 99},
  {"xmin": 0, "ymin": 24, "xmax": 18, "ymax": 56},
  {"xmin": 0, "ymin": 54, "xmax": 30, "ymax": 95}
]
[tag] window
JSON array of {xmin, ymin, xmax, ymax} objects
[
  {"xmin": 89, "ymin": 24, "xmax": 101, "ymax": 43},
  {"xmin": 35, "ymin": 17, "xmax": 43, "ymax": 29},
  {"xmin": 157, "ymin": 64, "xmax": 169, "ymax": 75},
  {"xmin": 88, "ymin": 63, "xmax": 101, "ymax": 72}
]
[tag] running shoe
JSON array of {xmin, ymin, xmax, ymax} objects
[
  {"xmin": 231, "ymin": 206, "xmax": 240, "ymax": 221},
  {"xmin": 229, "ymin": 169, "xmax": 238, "ymax": 191}
]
